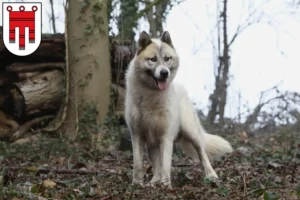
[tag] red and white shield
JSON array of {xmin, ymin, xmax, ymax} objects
[{"xmin": 2, "ymin": 2, "xmax": 42, "ymax": 56}]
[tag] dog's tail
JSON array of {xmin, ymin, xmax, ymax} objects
[
  {"xmin": 177, "ymin": 133, "xmax": 233, "ymax": 162},
  {"xmin": 203, "ymin": 132, "xmax": 233, "ymax": 160}
]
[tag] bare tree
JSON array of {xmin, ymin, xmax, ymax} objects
[
  {"xmin": 145, "ymin": 0, "xmax": 170, "ymax": 37},
  {"xmin": 243, "ymin": 83, "xmax": 300, "ymax": 133},
  {"xmin": 117, "ymin": 0, "xmax": 139, "ymax": 40},
  {"xmin": 116, "ymin": 0, "xmax": 184, "ymax": 39},
  {"xmin": 144, "ymin": 0, "xmax": 185, "ymax": 37},
  {"xmin": 207, "ymin": 0, "xmax": 269, "ymax": 125},
  {"xmin": 49, "ymin": 0, "xmax": 57, "ymax": 34}
]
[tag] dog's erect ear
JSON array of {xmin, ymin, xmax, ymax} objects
[
  {"xmin": 138, "ymin": 31, "xmax": 151, "ymax": 49},
  {"xmin": 161, "ymin": 31, "xmax": 173, "ymax": 47}
]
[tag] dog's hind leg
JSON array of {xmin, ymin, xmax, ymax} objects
[{"xmin": 180, "ymin": 101, "xmax": 218, "ymax": 179}]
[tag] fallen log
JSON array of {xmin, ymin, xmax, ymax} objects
[
  {"xmin": 0, "ymin": 110, "xmax": 19, "ymax": 139},
  {"xmin": 0, "ymin": 84, "xmax": 25, "ymax": 119},
  {"xmin": 10, "ymin": 115, "xmax": 55, "ymax": 142},
  {"xmin": 6, "ymin": 62, "xmax": 65, "ymax": 73},
  {"xmin": 0, "ymin": 28, "xmax": 136, "ymax": 138},
  {"xmin": 0, "ymin": 33, "xmax": 65, "ymax": 68},
  {"xmin": 0, "ymin": 72, "xmax": 19, "ymax": 86},
  {"xmin": 0, "ymin": 72, "xmax": 41, "ymax": 86},
  {"xmin": 0, "ymin": 30, "xmax": 135, "ymax": 85},
  {"xmin": 18, "ymin": 72, "xmax": 41, "ymax": 81},
  {"xmin": 15, "ymin": 70, "xmax": 64, "ymax": 116}
]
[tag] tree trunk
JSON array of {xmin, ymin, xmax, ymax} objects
[
  {"xmin": 62, "ymin": 0, "xmax": 111, "ymax": 139},
  {"xmin": 146, "ymin": 0, "xmax": 169, "ymax": 37},
  {"xmin": 218, "ymin": 0, "xmax": 229, "ymax": 125},
  {"xmin": 49, "ymin": 0, "xmax": 57, "ymax": 34},
  {"xmin": 207, "ymin": 0, "xmax": 230, "ymax": 126},
  {"xmin": 117, "ymin": 0, "xmax": 138, "ymax": 40}
]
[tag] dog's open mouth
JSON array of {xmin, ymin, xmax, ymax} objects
[
  {"xmin": 153, "ymin": 77, "xmax": 168, "ymax": 90},
  {"xmin": 146, "ymin": 70, "xmax": 168, "ymax": 90}
]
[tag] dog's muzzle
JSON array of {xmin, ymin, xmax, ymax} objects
[{"xmin": 160, "ymin": 68, "xmax": 169, "ymax": 79}]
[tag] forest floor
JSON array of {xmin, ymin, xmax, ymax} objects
[{"xmin": 0, "ymin": 129, "xmax": 299, "ymax": 200}]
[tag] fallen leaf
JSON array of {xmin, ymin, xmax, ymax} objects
[
  {"xmin": 274, "ymin": 176, "xmax": 282, "ymax": 183},
  {"xmin": 38, "ymin": 197, "xmax": 48, "ymax": 200},
  {"xmin": 91, "ymin": 176, "xmax": 100, "ymax": 186},
  {"xmin": 239, "ymin": 131, "xmax": 249, "ymax": 144},
  {"xmin": 43, "ymin": 179, "xmax": 57, "ymax": 188},
  {"xmin": 236, "ymin": 147, "xmax": 249, "ymax": 155},
  {"xmin": 26, "ymin": 166, "xmax": 38, "ymax": 172},
  {"xmin": 267, "ymin": 162, "xmax": 282, "ymax": 169},
  {"xmin": 73, "ymin": 188, "xmax": 81, "ymax": 193}
]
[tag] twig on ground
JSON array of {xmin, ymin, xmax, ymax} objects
[
  {"xmin": 242, "ymin": 172, "xmax": 247, "ymax": 198},
  {"xmin": 10, "ymin": 115, "xmax": 55, "ymax": 142},
  {"xmin": 240, "ymin": 186, "xmax": 296, "ymax": 200},
  {"xmin": 5, "ymin": 166, "xmax": 122, "ymax": 175}
]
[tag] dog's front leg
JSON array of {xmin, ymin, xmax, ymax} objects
[
  {"xmin": 131, "ymin": 131, "xmax": 145, "ymax": 186},
  {"xmin": 147, "ymin": 145, "xmax": 160, "ymax": 186},
  {"xmin": 160, "ymin": 137, "xmax": 173, "ymax": 188}
]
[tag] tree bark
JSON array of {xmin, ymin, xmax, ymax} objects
[
  {"xmin": 117, "ymin": 0, "xmax": 139, "ymax": 40},
  {"xmin": 17, "ymin": 72, "xmax": 41, "ymax": 81},
  {"xmin": 218, "ymin": 0, "xmax": 229, "ymax": 125},
  {"xmin": 146, "ymin": 0, "xmax": 169, "ymax": 37},
  {"xmin": 207, "ymin": 0, "xmax": 230, "ymax": 126},
  {"xmin": 16, "ymin": 70, "xmax": 64, "ymax": 116},
  {"xmin": 62, "ymin": 0, "xmax": 111, "ymax": 139},
  {"xmin": 49, "ymin": 0, "xmax": 57, "ymax": 34}
]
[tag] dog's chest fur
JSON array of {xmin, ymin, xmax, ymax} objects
[{"xmin": 128, "ymin": 88, "xmax": 178, "ymax": 145}]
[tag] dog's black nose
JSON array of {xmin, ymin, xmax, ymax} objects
[{"xmin": 160, "ymin": 69, "xmax": 169, "ymax": 79}]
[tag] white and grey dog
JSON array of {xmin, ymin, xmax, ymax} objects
[{"xmin": 124, "ymin": 31, "xmax": 233, "ymax": 187}]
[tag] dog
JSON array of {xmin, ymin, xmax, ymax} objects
[{"xmin": 124, "ymin": 31, "xmax": 233, "ymax": 187}]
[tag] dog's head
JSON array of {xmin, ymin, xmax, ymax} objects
[{"xmin": 133, "ymin": 31, "xmax": 179, "ymax": 91}]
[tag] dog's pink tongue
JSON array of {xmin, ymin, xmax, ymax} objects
[{"xmin": 158, "ymin": 81, "xmax": 168, "ymax": 90}]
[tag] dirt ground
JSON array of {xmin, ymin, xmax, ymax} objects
[{"xmin": 0, "ymin": 130, "xmax": 299, "ymax": 200}]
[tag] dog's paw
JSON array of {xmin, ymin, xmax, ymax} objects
[
  {"xmin": 145, "ymin": 180, "xmax": 172, "ymax": 189},
  {"xmin": 161, "ymin": 182, "xmax": 172, "ymax": 189},
  {"xmin": 144, "ymin": 182, "xmax": 156, "ymax": 188},
  {"xmin": 132, "ymin": 179, "xmax": 144, "ymax": 187},
  {"xmin": 205, "ymin": 171, "xmax": 218, "ymax": 180},
  {"xmin": 204, "ymin": 172, "xmax": 222, "ymax": 187}
]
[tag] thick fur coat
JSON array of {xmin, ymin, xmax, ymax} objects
[{"xmin": 124, "ymin": 31, "xmax": 233, "ymax": 187}]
